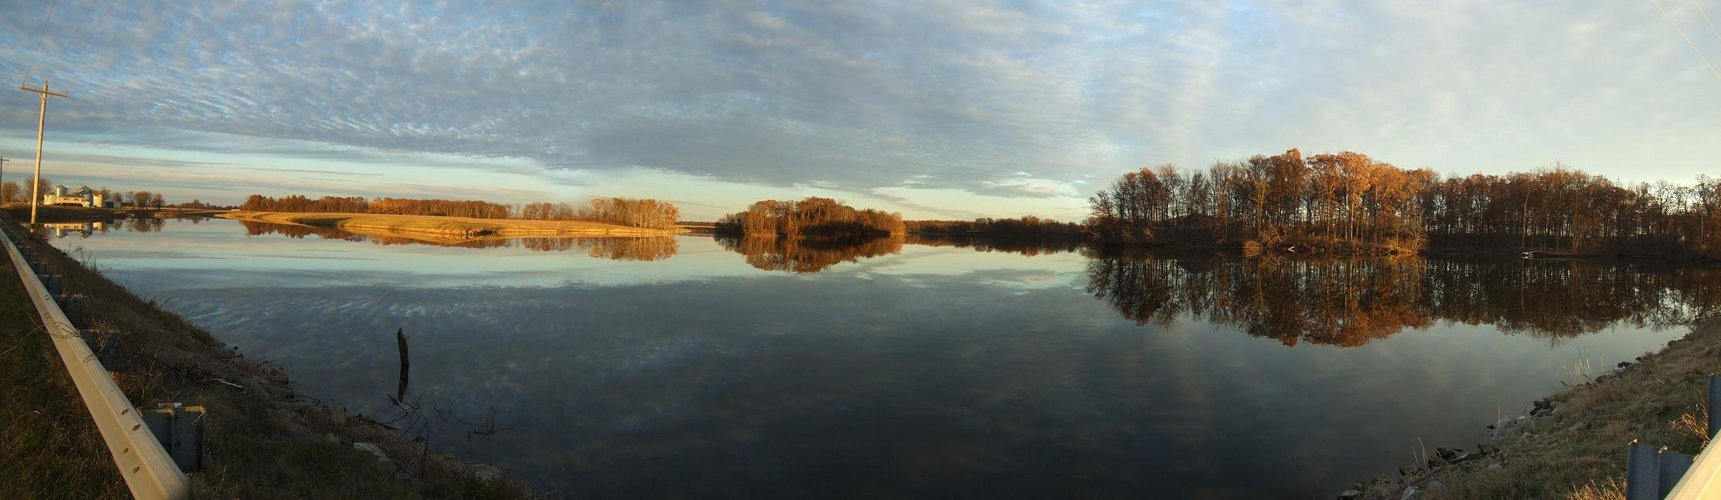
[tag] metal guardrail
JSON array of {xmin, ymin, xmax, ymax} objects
[
  {"xmin": 1, "ymin": 221, "xmax": 189, "ymax": 499},
  {"xmin": 1627, "ymin": 375, "xmax": 1719, "ymax": 500}
]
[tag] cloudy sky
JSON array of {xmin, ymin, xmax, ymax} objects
[{"xmin": 2, "ymin": 0, "xmax": 1719, "ymax": 220}]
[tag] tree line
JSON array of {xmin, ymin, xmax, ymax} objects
[
  {"xmin": 716, "ymin": 197, "xmax": 905, "ymax": 240},
  {"xmin": 905, "ymin": 216, "xmax": 1086, "ymax": 241},
  {"xmin": 1087, "ymin": 149, "xmax": 1721, "ymax": 259},
  {"xmin": 239, "ymin": 194, "xmax": 681, "ymax": 230},
  {"xmin": 0, "ymin": 178, "xmax": 168, "ymax": 207},
  {"xmin": 514, "ymin": 198, "xmax": 681, "ymax": 230}
]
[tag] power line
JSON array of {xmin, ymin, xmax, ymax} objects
[
  {"xmin": 62, "ymin": 0, "xmax": 103, "ymax": 50},
  {"xmin": 66, "ymin": 0, "xmax": 120, "ymax": 60},
  {"xmin": 89, "ymin": 0, "xmax": 121, "ymax": 47},
  {"xmin": 1649, "ymin": 0, "xmax": 1721, "ymax": 83},
  {"xmin": 22, "ymin": 0, "xmax": 63, "ymax": 82},
  {"xmin": 1692, "ymin": 0, "xmax": 1721, "ymax": 44},
  {"xmin": 100, "ymin": 0, "xmax": 151, "ymax": 58}
]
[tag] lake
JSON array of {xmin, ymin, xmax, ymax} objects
[{"xmin": 43, "ymin": 218, "xmax": 1719, "ymax": 498}]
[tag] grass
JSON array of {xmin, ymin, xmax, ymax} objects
[
  {"xmin": 0, "ymin": 214, "xmax": 532, "ymax": 498},
  {"xmin": 1363, "ymin": 318, "xmax": 1719, "ymax": 499},
  {"xmin": 0, "ymin": 252, "xmax": 129, "ymax": 498},
  {"xmin": 222, "ymin": 210, "xmax": 686, "ymax": 242}
]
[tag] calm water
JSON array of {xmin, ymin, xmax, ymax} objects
[{"xmin": 45, "ymin": 219, "xmax": 1720, "ymax": 498}]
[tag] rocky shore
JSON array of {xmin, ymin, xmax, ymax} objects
[{"xmin": 1347, "ymin": 319, "xmax": 1719, "ymax": 499}]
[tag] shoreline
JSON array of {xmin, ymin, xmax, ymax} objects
[
  {"xmin": 0, "ymin": 213, "xmax": 531, "ymax": 497},
  {"xmin": 1354, "ymin": 318, "xmax": 1719, "ymax": 499}
]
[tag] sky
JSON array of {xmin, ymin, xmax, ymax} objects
[{"xmin": 1, "ymin": 0, "xmax": 1719, "ymax": 221}]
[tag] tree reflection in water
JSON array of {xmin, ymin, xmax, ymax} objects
[
  {"xmin": 904, "ymin": 234, "xmax": 1082, "ymax": 256},
  {"xmin": 239, "ymin": 220, "xmax": 678, "ymax": 261},
  {"xmin": 1086, "ymin": 252, "xmax": 1721, "ymax": 346},
  {"xmin": 126, "ymin": 218, "xmax": 165, "ymax": 233},
  {"xmin": 716, "ymin": 234, "xmax": 905, "ymax": 273}
]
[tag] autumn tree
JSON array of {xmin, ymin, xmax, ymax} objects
[
  {"xmin": 716, "ymin": 197, "xmax": 904, "ymax": 240},
  {"xmin": 1088, "ymin": 149, "xmax": 1718, "ymax": 258}
]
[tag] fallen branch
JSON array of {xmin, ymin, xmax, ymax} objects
[{"xmin": 204, "ymin": 378, "xmax": 245, "ymax": 390}]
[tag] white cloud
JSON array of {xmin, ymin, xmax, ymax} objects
[{"xmin": 1, "ymin": 0, "xmax": 1717, "ymax": 215}]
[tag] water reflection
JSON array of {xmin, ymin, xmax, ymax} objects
[
  {"xmin": 1087, "ymin": 252, "xmax": 1721, "ymax": 345},
  {"xmin": 41, "ymin": 221, "xmax": 106, "ymax": 238},
  {"xmin": 40, "ymin": 218, "xmax": 170, "ymax": 239},
  {"xmin": 238, "ymin": 220, "xmax": 678, "ymax": 261},
  {"xmin": 905, "ymin": 233, "xmax": 1083, "ymax": 256},
  {"xmin": 715, "ymin": 234, "xmax": 905, "ymax": 273},
  {"xmin": 42, "ymin": 217, "xmax": 1721, "ymax": 498}
]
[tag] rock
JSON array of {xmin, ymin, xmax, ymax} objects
[
  {"xmin": 1427, "ymin": 481, "xmax": 1444, "ymax": 491},
  {"xmin": 1478, "ymin": 444, "xmax": 1498, "ymax": 455},
  {"xmin": 1618, "ymin": 361, "xmax": 1632, "ymax": 368},
  {"xmin": 1400, "ymin": 486, "xmax": 1421, "ymax": 499},
  {"xmin": 352, "ymin": 442, "xmax": 390, "ymax": 464},
  {"xmin": 1338, "ymin": 489, "xmax": 1362, "ymax": 499},
  {"xmin": 1485, "ymin": 424, "xmax": 1495, "ymax": 430},
  {"xmin": 321, "ymin": 433, "xmax": 340, "ymax": 444},
  {"xmin": 1437, "ymin": 448, "xmax": 1458, "ymax": 461},
  {"xmin": 1486, "ymin": 462, "xmax": 1503, "ymax": 470},
  {"xmin": 468, "ymin": 463, "xmax": 503, "ymax": 481}
]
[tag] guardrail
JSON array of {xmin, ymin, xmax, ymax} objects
[{"xmin": 1, "ymin": 220, "xmax": 189, "ymax": 499}]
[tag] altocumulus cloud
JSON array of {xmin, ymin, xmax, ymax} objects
[{"xmin": 1, "ymin": 0, "xmax": 1718, "ymax": 207}]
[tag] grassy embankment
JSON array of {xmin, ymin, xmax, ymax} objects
[
  {"xmin": 1360, "ymin": 319, "xmax": 1718, "ymax": 499},
  {"xmin": 0, "ymin": 244, "xmax": 129, "ymax": 497},
  {"xmin": 221, "ymin": 210, "xmax": 687, "ymax": 243},
  {"xmin": 0, "ymin": 213, "xmax": 529, "ymax": 498}
]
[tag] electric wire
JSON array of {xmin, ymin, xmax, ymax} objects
[
  {"xmin": 100, "ymin": 0, "xmax": 152, "ymax": 58},
  {"xmin": 61, "ymin": 0, "xmax": 105, "ymax": 56},
  {"xmin": 76, "ymin": 0, "xmax": 122, "ymax": 59},
  {"xmin": 1649, "ymin": 0, "xmax": 1721, "ymax": 82},
  {"xmin": 1691, "ymin": 0, "xmax": 1721, "ymax": 44},
  {"xmin": 21, "ymin": 0, "xmax": 64, "ymax": 83}
]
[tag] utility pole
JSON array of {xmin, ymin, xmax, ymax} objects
[
  {"xmin": 0, "ymin": 157, "xmax": 8, "ymax": 203},
  {"xmin": 20, "ymin": 81, "xmax": 68, "ymax": 225}
]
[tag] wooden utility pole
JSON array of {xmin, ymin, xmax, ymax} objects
[
  {"xmin": 0, "ymin": 157, "xmax": 9, "ymax": 203},
  {"xmin": 20, "ymin": 81, "xmax": 67, "ymax": 225}
]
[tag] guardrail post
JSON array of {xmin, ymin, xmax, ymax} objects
[
  {"xmin": 1628, "ymin": 442, "xmax": 1662, "ymax": 500},
  {"xmin": 1662, "ymin": 452, "xmax": 1695, "ymax": 498}
]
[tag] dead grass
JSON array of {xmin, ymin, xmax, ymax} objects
[
  {"xmin": 2, "ymin": 214, "xmax": 533, "ymax": 498},
  {"xmin": 222, "ymin": 210, "xmax": 685, "ymax": 241},
  {"xmin": 1565, "ymin": 477, "xmax": 1625, "ymax": 500},
  {"xmin": 1367, "ymin": 318, "xmax": 1720, "ymax": 499},
  {"xmin": 0, "ymin": 254, "xmax": 129, "ymax": 498}
]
